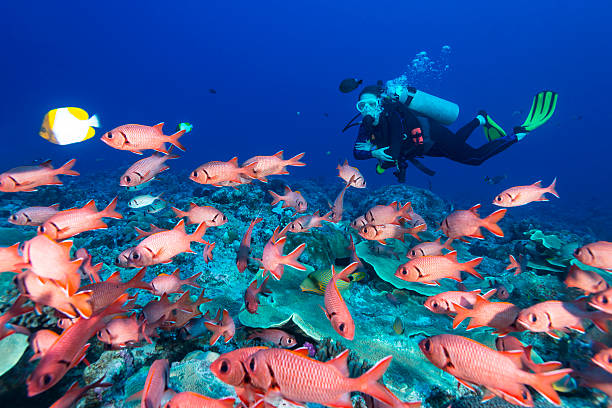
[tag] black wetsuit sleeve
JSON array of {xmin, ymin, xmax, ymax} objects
[{"xmin": 353, "ymin": 122, "xmax": 373, "ymax": 160}]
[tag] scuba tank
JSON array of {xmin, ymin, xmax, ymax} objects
[{"xmin": 392, "ymin": 86, "xmax": 459, "ymax": 125}]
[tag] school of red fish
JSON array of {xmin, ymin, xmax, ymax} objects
[{"xmin": 0, "ymin": 122, "xmax": 611, "ymax": 408}]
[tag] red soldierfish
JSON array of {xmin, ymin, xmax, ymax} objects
[
  {"xmin": 452, "ymin": 295, "xmax": 521, "ymax": 336},
  {"xmin": 364, "ymin": 201, "xmax": 412, "ymax": 225},
  {"xmin": 190, "ymin": 157, "xmax": 256, "ymax": 187},
  {"xmin": 0, "ymin": 243, "xmax": 24, "ymax": 273},
  {"xmin": 337, "ymin": 160, "xmax": 366, "ymax": 188},
  {"xmin": 75, "ymin": 248, "xmax": 102, "ymax": 284},
  {"xmin": 203, "ymin": 242, "xmax": 215, "ymax": 264},
  {"xmin": 284, "ymin": 210, "xmax": 332, "ymax": 234},
  {"xmin": 328, "ymin": 180, "xmax": 350, "ymax": 223},
  {"xmin": 16, "ymin": 270, "xmax": 92, "ymax": 319},
  {"xmin": 259, "ymin": 228, "xmax": 307, "ymax": 280},
  {"xmin": 323, "ymin": 263, "xmax": 358, "ymax": 340},
  {"xmin": 0, "ymin": 295, "xmax": 33, "ymax": 340},
  {"xmin": 589, "ymin": 288, "xmax": 612, "ymax": 314},
  {"xmin": 80, "ymin": 268, "xmax": 151, "ymax": 314},
  {"xmin": 419, "ymin": 334, "xmax": 571, "ymax": 406},
  {"xmin": 359, "ymin": 223, "xmax": 425, "ymax": 245},
  {"xmin": 172, "ymin": 203, "xmax": 227, "ymax": 227},
  {"xmin": 129, "ymin": 220, "xmax": 208, "ymax": 266},
  {"xmin": 204, "ymin": 309, "xmax": 235, "ymax": 345},
  {"xmin": 592, "ymin": 347, "xmax": 612, "ymax": 374},
  {"xmin": 493, "ymin": 178, "xmax": 559, "ymax": 207},
  {"xmin": 26, "ymin": 294, "xmax": 128, "ymax": 396},
  {"xmin": 165, "ymin": 392, "xmax": 235, "ymax": 408},
  {"xmin": 38, "ymin": 197, "xmax": 122, "ymax": 240},
  {"xmin": 236, "ymin": 217, "xmax": 262, "ymax": 273},
  {"xmin": 440, "ymin": 204, "xmax": 506, "ymax": 241},
  {"xmin": 97, "ymin": 315, "xmax": 153, "ymax": 349},
  {"xmin": 574, "ymin": 241, "xmax": 612, "ymax": 271},
  {"xmin": 242, "ymin": 151, "xmax": 306, "ymax": 182},
  {"xmin": 8, "ymin": 204, "xmax": 60, "ymax": 226},
  {"xmin": 151, "ymin": 269, "xmax": 201, "ymax": 296},
  {"xmin": 120, "ymin": 152, "xmax": 178, "ymax": 186},
  {"xmin": 138, "ymin": 359, "xmax": 174, "ymax": 408},
  {"xmin": 102, "ymin": 123, "xmax": 185, "ymax": 154},
  {"xmin": 269, "ymin": 185, "xmax": 307, "ymax": 214},
  {"xmin": 30, "ymin": 329, "xmax": 60, "ymax": 361},
  {"xmin": 0, "ymin": 159, "xmax": 79, "ymax": 192},
  {"xmin": 244, "ymin": 276, "xmax": 271, "ymax": 314},
  {"xmin": 350, "ymin": 215, "xmax": 367, "ymax": 231},
  {"xmin": 48, "ymin": 377, "xmax": 111, "ymax": 408},
  {"xmin": 424, "ymin": 289, "xmax": 496, "ymax": 315},
  {"xmin": 244, "ymin": 348, "xmax": 420, "ymax": 408},
  {"xmin": 517, "ymin": 300, "xmax": 611, "ymax": 339},
  {"xmin": 20, "ymin": 234, "xmax": 82, "ymax": 294},
  {"xmin": 134, "ymin": 223, "xmax": 167, "ymax": 240},
  {"xmin": 395, "ymin": 251, "xmax": 483, "ymax": 286},
  {"xmin": 564, "ymin": 265, "xmax": 608, "ymax": 294},
  {"xmin": 407, "ymin": 237, "xmax": 454, "ymax": 258},
  {"xmin": 247, "ymin": 329, "xmax": 296, "ymax": 348}
]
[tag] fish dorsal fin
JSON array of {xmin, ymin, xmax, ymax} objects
[
  {"xmin": 434, "ymin": 237, "xmax": 441, "ymax": 244},
  {"xmin": 469, "ymin": 289, "xmax": 481, "ymax": 294},
  {"xmin": 40, "ymin": 160, "xmax": 53, "ymax": 168},
  {"xmin": 500, "ymin": 350, "xmax": 525, "ymax": 367},
  {"xmin": 171, "ymin": 268, "xmax": 181, "ymax": 278},
  {"xmin": 275, "ymin": 236, "xmax": 286, "ymax": 246},
  {"xmin": 313, "ymin": 210, "xmax": 320, "ymax": 217},
  {"xmin": 83, "ymin": 200, "xmax": 97, "ymax": 211},
  {"xmin": 326, "ymin": 349, "xmax": 350, "ymax": 376},
  {"xmin": 291, "ymin": 347, "xmax": 310, "ymax": 357},
  {"xmin": 342, "ymin": 159, "xmax": 348, "ymax": 166},
  {"xmin": 50, "ymin": 203, "xmax": 60, "ymax": 210},
  {"xmin": 106, "ymin": 271, "xmax": 122, "ymax": 283},
  {"xmin": 58, "ymin": 240, "xmax": 73, "ymax": 252},
  {"xmin": 273, "ymin": 150, "xmax": 284, "ymax": 159},
  {"xmin": 229, "ymin": 157, "xmax": 238, "ymax": 166},
  {"xmin": 284, "ymin": 185, "xmax": 292, "ymax": 194},
  {"xmin": 468, "ymin": 204, "xmax": 481, "ymax": 215},
  {"xmin": 189, "ymin": 202, "xmax": 197, "ymax": 209},
  {"xmin": 390, "ymin": 200, "xmax": 398, "ymax": 209},
  {"xmin": 473, "ymin": 294, "xmax": 490, "ymax": 307},
  {"xmin": 443, "ymin": 251, "xmax": 458, "ymax": 261},
  {"xmin": 532, "ymin": 180, "xmax": 542, "ymax": 187},
  {"xmin": 153, "ymin": 122, "xmax": 164, "ymax": 132},
  {"xmin": 174, "ymin": 219, "xmax": 186, "ymax": 233}
]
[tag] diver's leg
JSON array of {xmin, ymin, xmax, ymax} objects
[
  {"xmin": 446, "ymin": 137, "xmax": 517, "ymax": 166},
  {"xmin": 454, "ymin": 118, "xmax": 482, "ymax": 143}
]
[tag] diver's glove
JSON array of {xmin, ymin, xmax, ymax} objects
[
  {"xmin": 355, "ymin": 140, "xmax": 376, "ymax": 152},
  {"xmin": 371, "ymin": 147, "xmax": 393, "ymax": 162}
]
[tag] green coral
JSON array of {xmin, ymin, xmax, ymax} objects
[{"xmin": 0, "ymin": 334, "xmax": 28, "ymax": 378}]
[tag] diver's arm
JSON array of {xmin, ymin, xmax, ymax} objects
[{"xmin": 353, "ymin": 123, "xmax": 374, "ymax": 160}]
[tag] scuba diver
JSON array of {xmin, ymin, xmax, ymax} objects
[{"xmin": 343, "ymin": 82, "xmax": 557, "ymax": 182}]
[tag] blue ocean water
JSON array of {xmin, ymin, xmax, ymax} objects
[{"xmin": 1, "ymin": 1, "xmax": 612, "ymax": 407}]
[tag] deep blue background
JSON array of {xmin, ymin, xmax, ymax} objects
[{"xmin": 2, "ymin": 1, "xmax": 610, "ymax": 213}]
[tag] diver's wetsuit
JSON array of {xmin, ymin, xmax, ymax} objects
[{"xmin": 353, "ymin": 100, "xmax": 516, "ymax": 173}]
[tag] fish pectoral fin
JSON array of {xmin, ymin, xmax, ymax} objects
[
  {"xmin": 421, "ymin": 281, "xmax": 439, "ymax": 286},
  {"xmin": 70, "ymin": 343, "xmax": 91, "ymax": 369},
  {"xmin": 568, "ymin": 324, "xmax": 585, "ymax": 333},
  {"xmin": 456, "ymin": 378, "xmax": 477, "ymax": 392},
  {"xmin": 326, "ymin": 393, "xmax": 352, "ymax": 408},
  {"xmin": 126, "ymin": 389, "xmax": 143, "ymax": 402},
  {"xmin": 547, "ymin": 330, "xmax": 562, "ymax": 340}
]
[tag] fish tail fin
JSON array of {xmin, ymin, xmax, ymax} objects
[
  {"xmin": 547, "ymin": 177, "xmax": 559, "ymax": 198},
  {"xmin": 190, "ymin": 223, "xmax": 208, "ymax": 243},
  {"xmin": 321, "ymin": 211, "xmax": 333, "ymax": 223},
  {"xmin": 167, "ymin": 129, "xmax": 186, "ymax": 151},
  {"xmin": 101, "ymin": 196, "xmax": 122, "ymax": 219},
  {"xmin": 282, "ymin": 243, "xmax": 307, "ymax": 271},
  {"xmin": 184, "ymin": 272, "xmax": 202, "ymax": 289},
  {"xmin": 407, "ymin": 223, "xmax": 426, "ymax": 240},
  {"xmin": 203, "ymin": 321, "xmax": 222, "ymax": 345},
  {"xmin": 506, "ymin": 255, "xmax": 520, "ymax": 275},
  {"xmin": 87, "ymin": 114, "xmax": 100, "ymax": 128},
  {"xmin": 268, "ymin": 190, "xmax": 282, "ymax": 206},
  {"xmin": 70, "ymin": 291, "xmax": 93, "ymax": 318},
  {"xmin": 443, "ymin": 238, "xmax": 454, "ymax": 251},
  {"xmin": 529, "ymin": 368, "xmax": 572, "ymax": 405},
  {"xmin": 590, "ymin": 313, "xmax": 610, "ymax": 333},
  {"xmin": 399, "ymin": 201, "xmax": 413, "ymax": 220},
  {"xmin": 171, "ymin": 206, "xmax": 188, "ymax": 218},
  {"xmin": 451, "ymin": 303, "xmax": 472, "ymax": 329},
  {"xmin": 57, "ymin": 158, "xmax": 80, "ymax": 176},
  {"xmin": 9, "ymin": 295, "xmax": 34, "ymax": 317},
  {"xmin": 128, "ymin": 268, "xmax": 151, "ymax": 291},
  {"xmin": 356, "ymin": 356, "xmax": 400, "ymax": 407},
  {"xmin": 462, "ymin": 257, "xmax": 484, "ymax": 280},
  {"xmin": 482, "ymin": 209, "xmax": 507, "ymax": 237},
  {"xmin": 286, "ymin": 152, "xmax": 306, "ymax": 167},
  {"xmin": 203, "ymin": 242, "xmax": 215, "ymax": 263},
  {"xmin": 335, "ymin": 262, "xmax": 360, "ymax": 283},
  {"xmin": 532, "ymin": 359, "xmax": 564, "ymax": 373}
]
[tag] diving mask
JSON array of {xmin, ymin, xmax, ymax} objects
[{"xmin": 356, "ymin": 95, "xmax": 382, "ymax": 124}]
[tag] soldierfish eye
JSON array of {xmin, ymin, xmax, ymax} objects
[
  {"xmin": 192, "ymin": 171, "xmax": 198, "ymax": 177},
  {"xmin": 248, "ymin": 357, "xmax": 256, "ymax": 371},
  {"xmin": 42, "ymin": 374, "xmax": 53, "ymax": 386},
  {"xmin": 105, "ymin": 133, "xmax": 113, "ymax": 139},
  {"xmin": 338, "ymin": 323, "xmax": 346, "ymax": 332},
  {"xmin": 496, "ymin": 196, "xmax": 502, "ymax": 201},
  {"xmin": 220, "ymin": 360, "xmax": 229, "ymax": 373},
  {"xmin": 601, "ymin": 296, "xmax": 609, "ymax": 304},
  {"xmin": 125, "ymin": 176, "xmax": 131, "ymax": 183},
  {"xmin": 401, "ymin": 268, "xmax": 407, "ymax": 275},
  {"xmin": 9, "ymin": 215, "xmax": 16, "ymax": 220},
  {"xmin": 529, "ymin": 313, "xmax": 537, "ymax": 323},
  {"xmin": 432, "ymin": 301, "xmax": 438, "ymax": 308},
  {"xmin": 423, "ymin": 339, "xmax": 431, "ymax": 352}
]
